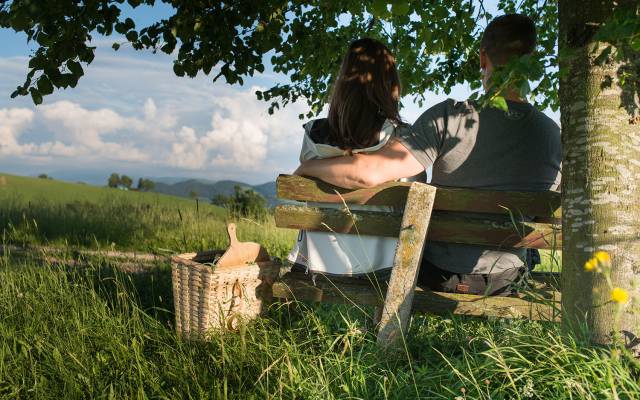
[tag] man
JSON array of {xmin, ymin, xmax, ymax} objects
[{"xmin": 294, "ymin": 14, "xmax": 562, "ymax": 296}]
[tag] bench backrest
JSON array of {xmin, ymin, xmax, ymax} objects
[{"xmin": 274, "ymin": 175, "xmax": 562, "ymax": 250}]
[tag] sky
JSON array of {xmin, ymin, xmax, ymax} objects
[{"xmin": 0, "ymin": 2, "xmax": 557, "ymax": 186}]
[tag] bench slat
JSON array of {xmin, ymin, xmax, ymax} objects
[
  {"xmin": 272, "ymin": 272, "xmax": 560, "ymax": 322},
  {"xmin": 278, "ymin": 175, "xmax": 561, "ymax": 219},
  {"xmin": 274, "ymin": 205, "xmax": 562, "ymax": 249},
  {"xmin": 377, "ymin": 182, "xmax": 436, "ymax": 348}
]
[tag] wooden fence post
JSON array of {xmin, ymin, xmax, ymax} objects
[{"xmin": 376, "ymin": 183, "xmax": 437, "ymax": 349}]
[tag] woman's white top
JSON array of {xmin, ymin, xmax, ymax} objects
[{"xmin": 287, "ymin": 119, "xmax": 400, "ymax": 276}]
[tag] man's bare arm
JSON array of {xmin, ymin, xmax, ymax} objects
[{"xmin": 294, "ymin": 139, "xmax": 424, "ymax": 189}]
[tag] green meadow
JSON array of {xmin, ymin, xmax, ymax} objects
[
  {"xmin": 0, "ymin": 173, "xmax": 636, "ymax": 399},
  {"xmin": 0, "ymin": 173, "xmax": 212, "ymax": 207},
  {"xmin": 0, "ymin": 173, "xmax": 295, "ymax": 258}
]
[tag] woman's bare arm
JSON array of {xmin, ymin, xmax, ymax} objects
[{"xmin": 294, "ymin": 139, "xmax": 424, "ymax": 189}]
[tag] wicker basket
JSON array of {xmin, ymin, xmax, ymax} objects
[{"xmin": 171, "ymin": 229, "xmax": 280, "ymax": 339}]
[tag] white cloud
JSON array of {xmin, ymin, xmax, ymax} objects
[
  {"xmin": 168, "ymin": 127, "xmax": 208, "ymax": 170},
  {"xmin": 0, "ymin": 86, "xmax": 304, "ymax": 175},
  {"xmin": 165, "ymin": 86, "xmax": 307, "ymax": 171},
  {"xmin": 0, "ymin": 101, "xmax": 152, "ymax": 163},
  {"xmin": 206, "ymin": 114, "xmax": 268, "ymax": 168},
  {"xmin": 143, "ymin": 98, "xmax": 177, "ymax": 131},
  {"xmin": 0, "ymin": 107, "xmax": 34, "ymax": 155},
  {"xmin": 143, "ymin": 98, "xmax": 157, "ymax": 120},
  {"xmin": 38, "ymin": 101, "xmax": 149, "ymax": 162},
  {"xmin": 0, "ymin": 45, "xmax": 308, "ymax": 183},
  {"xmin": 0, "ymin": 107, "xmax": 85, "ymax": 159},
  {"xmin": 41, "ymin": 101, "xmax": 134, "ymax": 144}
]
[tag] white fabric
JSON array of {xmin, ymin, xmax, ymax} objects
[
  {"xmin": 287, "ymin": 119, "xmax": 399, "ymax": 275},
  {"xmin": 298, "ymin": 119, "xmax": 395, "ymax": 161}
]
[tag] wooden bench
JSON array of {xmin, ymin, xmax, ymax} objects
[{"xmin": 272, "ymin": 174, "xmax": 562, "ymax": 348}]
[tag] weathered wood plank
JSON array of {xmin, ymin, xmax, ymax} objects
[
  {"xmin": 278, "ymin": 175, "xmax": 561, "ymax": 219},
  {"xmin": 272, "ymin": 272, "xmax": 560, "ymax": 322},
  {"xmin": 274, "ymin": 205, "xmax": 562, "ymax": 249},
  {"xmin": 274, "ymin": 204, "xmax": 402, "ymax": 236},
  {"xmin": 427, "ymin": 213, "xmax": 562, "ymax": 250},
  {"xmin": 377, "ymin": 183, "xmax": 436, "ymax": 348}
]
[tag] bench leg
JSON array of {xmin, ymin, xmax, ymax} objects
[{"xmin": 376, "ymin": 183, "xmax": 436, "ymax": 349}]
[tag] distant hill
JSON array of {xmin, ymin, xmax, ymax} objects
[
  {"xmin": 150, "ymin": 179, "xmax": 279, "ymax": 206},
  {"xmin": 150, "ymin": 176, "xmax": 210, "ymax": 185},
  {"xmin": 252, "ymin": 181, "xmax": 278, "ymax": 206}
]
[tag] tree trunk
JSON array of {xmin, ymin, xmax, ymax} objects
[{"xmin": 559, "ymin": 0, "xmax": 640, "ymax": 349}]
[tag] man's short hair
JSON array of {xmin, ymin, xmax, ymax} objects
[{"xmin": 480, "ymin": 14, "xmax": 537, "ymax": 65}]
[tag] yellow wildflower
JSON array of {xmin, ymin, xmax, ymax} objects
[
  {"xmin": 611, "ymin": 288, "xmax": 630, "ymax": 304},
  {"xmin": 594, "ymin": 251, "xmax": 611, "ymax": 265},
  {"xmin": 584, "ymin": 258, "xmax": 597, "ymax": 272}
]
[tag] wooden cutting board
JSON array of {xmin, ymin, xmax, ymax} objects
[{"xmin": 216, "ymin": 223, "xmax": 271, "ymax": 267}]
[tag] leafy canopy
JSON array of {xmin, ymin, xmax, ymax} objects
[{"xmin": 0, "ymin": 0, "xmax": 636, "ymax": 114}]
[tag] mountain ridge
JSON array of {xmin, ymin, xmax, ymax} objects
[{"xmin": 150, "ymin": 178, "xmax": 278, "ymax": 206}]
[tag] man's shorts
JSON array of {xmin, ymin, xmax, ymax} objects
[{"xmin": 418, "ymin": 259, "xmax": 524, "ymax": 296}]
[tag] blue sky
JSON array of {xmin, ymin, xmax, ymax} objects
[{"xmin": 0, "ymin": 2, "xmax": 555, "ymax": 185}]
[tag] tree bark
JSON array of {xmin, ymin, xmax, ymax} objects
[{"xmin": 559, "ymin": 0, "xmax": 640, "ymax": 349}]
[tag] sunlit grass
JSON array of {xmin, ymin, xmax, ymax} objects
[
  {"xmin": 5, "ymin": 172, "xmax": 632, "ymax": 399},
  {"xmin": 0, "ymin": 173, "xmax": 295, "ymax": 259},
  {"xmin": 1, "ymin": 255, "xmax": 637, "ymax": 399}
]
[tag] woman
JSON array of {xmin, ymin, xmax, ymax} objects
[{"xmin": 288, "ymin": 38, "xmax": 421, "ymax": 277}]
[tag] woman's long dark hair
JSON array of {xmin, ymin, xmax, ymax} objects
[{"xmin": 327, "ymin": 38, "xmax": 402, "ymax": 150}]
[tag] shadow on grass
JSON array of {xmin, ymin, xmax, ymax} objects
[
  {"xmin": 54, "ymin": 257, "xmax": 177, "ymax": 327},
  {"xmin": 2, "ymin": 199, "xmax": 161, "ymax": 248}
]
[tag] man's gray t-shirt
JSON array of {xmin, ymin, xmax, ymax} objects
[{"xmin": 397, "ymin": 99, "xmax": 561, "ymax": 274}]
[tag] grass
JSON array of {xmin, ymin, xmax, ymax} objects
[
  {"xmin": 0, "ymin": 172, "xmax": 560, "ymax": 269},
  {"xmin": 2, "ymin": 255, "xmax": 638, "ymax": 399},
  {"xmin": 2, "ymin": 172, "xmax": 636, "ymax": 399},
  {"xmin": 0, "ymin": 173, "xmax": 296, "ymax": 259},
  {"xmin": 0, "ymin": 173, "xmax": 208, "ymax": 208}
]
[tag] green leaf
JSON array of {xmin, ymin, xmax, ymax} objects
[
  {"xmin": 518, "ymin": 80, "xmax": 531, "ymax": 98},
  {"xmin": 67, "ymin": 74, "xmax": 79, "ymax": 88},
  {"xmin": 489, "ymin": 96, "xmax": 508, "ymax": 112},
  {"xmin": 392, "ymin": 2, "xmax": 410, "ymax": 16},
  {"xmin": 112, "ymin": 42, "xmax": 121, "ymax": 51},
  {"xmin": 81, "ymin": 49, "xmax": 95, "ymax": 64},
  {"xmin": 371, "ymin": 0, "xmax": 388, "ymax": 18},
  {"xmin": 29, "ymin": 88, "xmax": 43, "ymax": 105},
  {"xmin": 202, "ymin": 58, "xmax": 213, "ymax": 75},
  {"xmin": 10, "ymin": 12, "xmax": 30, "ymax": 31},
  {"xmin": 173, "ymin": 62, "xmax": 185, "ymax": 77},
  {"xmin": 37, "ymin": 76, "xmax": 54, "ymax": 95},
  {"xmin": 67, "ymin": 60, "xmax": 83, "ymax": 76},
  {"xmin": 11, "ymin": 87, "xmax": 22, "ymax": 99},
  {"xmin": 124, "ymin": 18, "xmax": 135, "ymax": 31},
  {"xmin": 115, "ymin": 22, "xmax": 127, "ymax": 34},
  {"xmin": 126, "ymin": 31, "xmax": 138, "ymax": 42},
  {"xmin": 28, "ymin": 56, "xmax": 45, "ymax": 70},
  {"xmin": 161, "ymin": 42, "xmax": 175, "ymax": 54}
]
